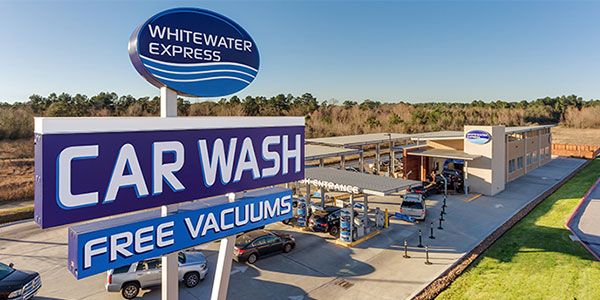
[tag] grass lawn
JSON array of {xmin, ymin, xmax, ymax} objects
[{"xmin": 438, "ymin": 158, "xmax": 600, "ymax": 300}]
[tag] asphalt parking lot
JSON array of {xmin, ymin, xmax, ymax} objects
[{"xmin": 0, "ymin": 157, "xmax": 585, "ymax": 300}]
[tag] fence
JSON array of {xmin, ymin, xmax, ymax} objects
[{"xmin": 552, "ymin": 143, "xmax": 600, "ymax": 159}]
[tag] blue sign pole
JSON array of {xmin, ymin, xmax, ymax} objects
[
  {"xmin": 340, "ymin": 208, "xmax": 352, "ymax": 243},
  {"xmin": 296, "ymin": 196, "xmax": 307, "ymax": 227}
]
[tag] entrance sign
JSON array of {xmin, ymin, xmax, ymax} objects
[
  {"xmin": 128, "ymin": 7, "xmax": 260, "ymax": 97},
  {"xmin": 465, "ymin": 130, "xmax": 492, "ymax": 145},
  {"xmin": 34, "ymin": 117, "xmax": 304, "ymax": 228},
  {"xmin": 301, "ymin": 178, "xmax": 360, "ymax": 194},
  {"xmin": 68, "ymin": 187, "xmax": 292, "ymax": 279}
]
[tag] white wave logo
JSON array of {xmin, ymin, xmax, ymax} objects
[{"xmin": 140, "ymin": 55, "xmax": 257, "ymax": 85}]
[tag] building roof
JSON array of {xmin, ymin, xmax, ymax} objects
[
  {"xmin": 307, "ymin": 133, "xmax": 412, "ymax": 148},
  {"xmin": 304, "ymin": 167, "xmax": 421, "ymax": 196},
  {"xmin": 406, "ymin": 148, "xmax": 481, "ymax": 161},
  {"xmin": 305, "ymin": 144, "xmax": 360, "ymax": 161},
  {"xmin": 505, "ymin": 125, "xmax": 556, "ymax": 134},
  {"xmin": 410, "ymin": 131, "xmax": 464, "ymax": 141}
]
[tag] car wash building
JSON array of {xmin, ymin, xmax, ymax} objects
[{"xmin": 403, "ymin": 125, "xmax": 553, "ymax": 196}]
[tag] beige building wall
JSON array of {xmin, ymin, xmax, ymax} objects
[
  {"xmin": 426, "ymin": 139, "xmax": 464, "ymax": 151},
  {"xmin": 506, "ymin": 127, "xmax": 553, "ymax": 183},
  {"xmin": 506, "ymin": 138, "xmax": 525, "ymax": 182},
  {"xmin": 463, "ymin": 126, "xmax": 506, "ymax": 196}
]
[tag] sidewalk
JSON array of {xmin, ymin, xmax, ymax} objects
[{"xmin": 567, "ymin": 178, "xmax": 600, "ymax": 260}]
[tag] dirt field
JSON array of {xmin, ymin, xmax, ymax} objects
[{"xmin": 552, "ymin": 126, "xmax": 600, "ymax": 146}]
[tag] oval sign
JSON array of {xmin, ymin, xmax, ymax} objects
[
  {"xmin": 128, "ymin": 8, "xmax": 259, "ymax": 97},
  {"xmin": 465, "ymin": 130, "xmax": 492, "ymax": 145}
]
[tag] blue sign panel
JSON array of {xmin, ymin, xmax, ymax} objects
[
  {"xmin": 68, "ymin": 187, "xmax": 292, "ymax": 279},
  {"xmin": 465, "ymin": 130, "xmax": 492, "ymax": 145},
  {"xmin": 128, "ymin": 7, "xmax": 259, "ymax": 97},
  {"xmin": 34, "ymin": 117, "xmax": 304, "ymax": 228}
]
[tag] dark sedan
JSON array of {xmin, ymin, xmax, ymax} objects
[
  {"xmin": 233, "ymin": 230, "xmax": 295, "ymax": 264},
  {"xmin": 0, "ymin": 262, "xmax": 41, "ymax": 300},
  {"xmin": 308, "ymin": 206, "xmax": 343, "ymax": 236}
]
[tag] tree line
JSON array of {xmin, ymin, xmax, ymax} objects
[{"xmin": 0, "ymin": 93, "xmax": 598, "ymax": 140}]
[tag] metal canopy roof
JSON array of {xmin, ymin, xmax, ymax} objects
[
  {"xmin": 307, "ymin": 133, "xmax": 412, "ymax": 148},
  {"xmin": 410, "ymin": 131, "xmax": 464, "ymax": 141},
  {"xmin": 506, "ymin": 124, "xmax": 556, "ymax": 134},
  {"xmin": 304, "ymin": 167, "xmax": 421, "ymax": 196},
  {"xmin": 407, "ymin": 148, "xmax": 481, "ymax": 161},
  {"xmin": 305, "ymin": 144, "xmax": 360, "ymax": 161}
]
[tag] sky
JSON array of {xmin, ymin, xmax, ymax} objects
[{"xmin": 1, "ymin": 0, "xmax": 599, "ymax": 104}]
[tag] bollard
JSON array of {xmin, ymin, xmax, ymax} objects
[
  {"xmin": 385, "ymin": 209, "xmax": 389, "ymax": 228},
  {"xmin": 403, "ymin": 240, "xmax": 410, "ymax": 258},
  {"xmin": 429, "ymin": 222, "xmax": 435, "ymax": 239},
  {"xmin": 440, "ymin": 209, "xmax": 445, "ymax": 222},
  {"xmin": 424, "ymin": 246, "xmax": 432, "ymax": 265},
  {"xmin": 418, "ymin": 229, "xmax": 424, "ymax": 248},
  {"xmin": 438, "ymin": 217, "xmax": 444, "ymax": 230}
]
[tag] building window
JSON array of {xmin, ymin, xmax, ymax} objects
[
  {"xmin": 508, "ymin": 159, "xmax": 516, "ymax": 173},
  {"xmin": 533, "ymin": 152, "xmax": 538, "ymax": 162},
  {"xmin": 527, "ymin": 153, "xmax": 532, "ymax": 166},
  {"xmin": 517, "ymin": 157, "xmax": 524, "ymax": 169}
]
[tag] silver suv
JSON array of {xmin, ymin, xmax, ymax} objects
[{"xmin": 106, "ymin": 251, "xmax": 208, "ymax": 299}]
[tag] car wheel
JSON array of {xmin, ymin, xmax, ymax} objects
[
  {"xmin": 329, "ymin": 226, "xmax": 339, "ymax": 237},
  {"xmin": 247, "ymin": 253, "xmax": 258, "ymax": 264},
  {"xmin": 283, "ymin": 243, "xmax": 293, "ymax": 253},
  {"xmin": 121, "ymin": 282, "xmax": 140, "ymax": 299},
  {"xmin": 184, "ymin": 272, "xmax": 200, "ymax": 288}
]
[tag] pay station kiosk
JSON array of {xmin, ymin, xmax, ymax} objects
[{"xmin": 300, "ymin": 167, "xmax": 420, "ymax": 245}]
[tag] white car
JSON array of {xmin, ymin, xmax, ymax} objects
[
  {"xmin": 105, "ymin": 251, "xmax": 208, "ymax": 299},
  {"xmin": 400, "ymin": 193, "xmax": 427, "ymax": 221}
]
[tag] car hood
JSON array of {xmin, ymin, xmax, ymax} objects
[{"xmin": 0, "ymin": 269, "xmax": 37, "ymax": 290}]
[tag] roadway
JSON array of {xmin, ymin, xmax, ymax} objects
[{"xmin": 567, "ymin": 178, "xmax": 600, "ymax": 260}]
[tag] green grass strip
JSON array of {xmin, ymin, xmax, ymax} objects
[{"xmin": 438, "ymin": 159, "xmax": 600, "ymax": 300}]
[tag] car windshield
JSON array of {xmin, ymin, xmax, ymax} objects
[
  {"xmin": 404, "ymin": 194, "xmax": 421, "ymax": 202},
  {"xmin": 0, "ymin": 262, "xmax": 14, "ymax": 280},
  {"xmin": 236, "ymin": 234, "xmax": 258, "ymax": 247},
  {"xmin": 402, "ymin": 201, "xmax": 424, "ymax": 209}
]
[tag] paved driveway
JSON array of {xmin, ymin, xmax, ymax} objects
[
  {"xmin": 0, "ymin": 157, "xmax": 586, "ymax": 300},
  {"xmin": 567, "ymin": 178, "xmax": 600, "ymax": 260}
]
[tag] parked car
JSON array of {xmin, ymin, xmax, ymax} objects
[
  {"xmin": 400, "ymin": 193, "xmax": 427, "ymax": 221},
  {"xmin": 0, "ymin": 262, "xmax": 41, "ymax": 300},
  {"xmin": 309, "ymin": 206, "xmax": 359, "ymax": 237},
  {"xmin": 106, "ymin": 251, "xmax": 208, "ymax": 299},
  {"xmin": 233, "ymin": 230, "xmax": 295, "ymax": 264},
  {"xmin": 442, "ymin": 169, "xmax": 464, "ymax": 193},
  {"xmin": 409, "ymin": 175, "xmax": 446, "ymax": 198}
]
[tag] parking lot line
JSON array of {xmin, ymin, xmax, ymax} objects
[{"xmin": 464, "ymin": 193, "xmax": 482, "ymax": 203}]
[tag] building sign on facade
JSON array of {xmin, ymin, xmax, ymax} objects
[
  {"xmin": 68, "ymin": 188, "xmax": 292, "ymax": 279},
  {"xmin": 465, "ymin": 129, "xmax": 492, "ymax": 145},
  {"xmin": 128, "ymin": 7, "xmax": 260, "ymax": 97},
  {"xmin": 34, "ymin": 117, "xmax": 304, "ymax": 228}
]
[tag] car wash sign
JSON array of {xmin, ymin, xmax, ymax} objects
[
  {"xmin": 68, "ymin": 188, "xmax": 292, "ymax": 279},
  {"xmin": 128, "ymin": 7, "xmax": 259, "ymax": 97},
  {"xmin": 465, "ymin": 130, "xmax": 492, "ymax": 145},
  {"xmin": 34, "ymin": 117, "xmax": 304, "ymax": 228}
]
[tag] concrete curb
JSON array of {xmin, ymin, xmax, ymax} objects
[
  {"xmin": 411, "ymin": 158, "xmax": 593, "ymax": 300},
  {"xmin": 565, "ymin": 177, "xmax": 600, "ymax": 261}
]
